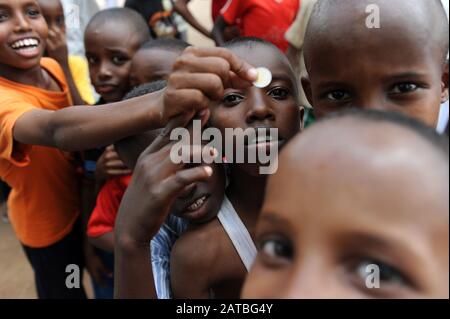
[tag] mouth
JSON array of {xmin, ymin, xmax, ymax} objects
[
  {"xmin": 9, "ymin": 37, "xmax": 41, "ymax": 58},
  {"xmin": 95, "ymin": 84, "xmax": 118, "ymax": 94},
  {"xmin": 182, "ymin": 194, "xmax": 211, "ymax": 220},
  {"xmin": 245, "ymin": 129, "xmax": 285, "ymax": 148}
]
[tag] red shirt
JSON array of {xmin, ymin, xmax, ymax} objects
[
  {"xmin": 212, "ymin": 0, "xmax": 228, "ymax": 21},
  {"xmin": 220, "ymin": 0, "xmax": 299, "ymax": 52},
  {"xmin": 87, "ymin": 175, "xmax": 131, "ymax": 238}
]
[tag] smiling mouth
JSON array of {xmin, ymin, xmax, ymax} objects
[
  {"xmin": 186, "ymin": 195, "xmax": 209, "ymax": 212},
  {"xmin": 10, "ymin": 38, "xmax": 40, "ymax": 52}
]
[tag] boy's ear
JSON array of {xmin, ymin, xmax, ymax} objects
[
  {"xmin": 301, "ymin": 76, "xmax": 314, "ymax": 107},
  {"xmin": 299, "ymin": 106, "xmax": 305, "ymax": 131},
  {"xmin": 441, "ymin": 61, "xmax": 449, "ymax": 103}
]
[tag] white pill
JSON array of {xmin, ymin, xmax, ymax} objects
[{"xmin": 253, "ymin": 67, "xmax": 272, "ymax": 88}]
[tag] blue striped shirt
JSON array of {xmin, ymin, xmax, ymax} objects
[{"xmin": 151, "ymin": 215, "xmax": 188, "ymax": 299}]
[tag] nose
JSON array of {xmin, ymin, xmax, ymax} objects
[
  {"xmin": 358, "ymin": 92, "xmax": 388, "ymax": 112},
  {"xmin": 98, "ymin": 62, "xmax": 113, "ymax": 81},
  {"xmin": 14, "ymin": 13, "xmax": 32, "ymax": 33},
  {"xmin": 245, "ymin": 89, "xmax": 275, "ymax": 124}
]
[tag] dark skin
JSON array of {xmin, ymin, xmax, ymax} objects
[
  {"xmin": 1, "ymin": 2, "xmax": 232, "ymax": 152},
  {"xmin": 212, "ymin": 15, "xmax": 241, "ymax": 47},
  {"xmin": 114, "ymin": 47, "xmax": 259, "ymax": 299},
  {"xmin": 84, "ymin": 20, "xmax": 142, "ymax": 104},
  {"xmin": 242, "ymin": 118, "xmax": 449, "ymax": 298},
  {"xmin": 129, "ymin": 48, "xmax": 180, "ymax": 88},
  {"xmin": 302, "ymin": 0, "xmax": 449, "ymax": 128},
  {"xmin": 173, "ymin": 0, "xmax": 211, "ymax": 39},
  {"xmin": 171, "ymin": 44, "xmax": 302, "ymax": 299},
  {"xmin": 37, "ymin": 0, "xmax": 84, "ymax": 105}
]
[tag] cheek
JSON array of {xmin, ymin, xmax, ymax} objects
[
  {"xmin": 34, "ymin": 18, "xmax": 49, "ymax": 39},
  {"xmin": 241, "ymin": 261, "xmax": 284, "ymax": 298}
]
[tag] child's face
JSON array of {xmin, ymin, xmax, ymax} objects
[
  {"xmin": 170, "ymin": 162, "xmax": 225, "ymax": 224},
  {"xmin": 85, "ymin": 22, "xmax": 142, "ymax": 103},
  {"xmin": 209, "ymin": 44, "xmax": 302, "ymax": 175},
  {"xmin": 129, "ymin": 48, "xmax": 179, "ymax": 88},
  {"xmin": 37, "ymin": 0, "xmax": 64, "ymax": 34},
  {"xmin": 0, "ymin": 0, "xmax": 48, "ymax": 70},
  {"xmin": 242, "ymin": 121, "xmax": 449, "ymax": 298},
  {"xmin": 302, "ymin": 4, "xmax": 449, "ymax": 128}
]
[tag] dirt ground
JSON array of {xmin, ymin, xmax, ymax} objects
[{"xmin": 0, "ymin": 0, "xmax": 213, "ymax": 299}]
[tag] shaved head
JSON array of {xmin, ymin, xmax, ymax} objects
[{"xmin": 305, "ymin": 0, "xmax": 449, "ymax": 69}]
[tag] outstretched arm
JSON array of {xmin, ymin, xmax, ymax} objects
[{"xmin": 173, "ymin": 0, "xmax": 211, "ymax": 39}]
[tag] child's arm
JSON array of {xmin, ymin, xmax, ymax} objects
[
  {"xmin": 212, "ymin": 16, "xmax": 228, "ymax": 46},
  {"xmin": 46, "ymin": 26, "xmax": 85, "ymax": 106},
  {"xmin": 173, "ymin": 0, "xmax": 212, "ymax": 39},
  {"xmin": 114, "ymin": 115, "xmax": 215, "ymax": 298},
  {"xmin": 89, "ymin": 232, "xmax": 115, "ymax": 253},
  {"xmin": 13, "ymin": 47, "xmax": 256, "ymax": 152}
]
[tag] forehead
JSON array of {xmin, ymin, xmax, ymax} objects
[
  {"xmin": 306, "ymin": 4, "xmax": 442, "ymax": 80},
  {"xmin": 0, "ymin": 0, "xmax": 39, "ymax": 8},
  {"xmin": 265, "ymin": 121, "xmax": 448, "ymax": 228},
  {"xmin": 85, "ymin": 21, "xmax": 141, "ymax": 52},
  {"xmin": 37, "ymin": 0, "xmax": 62, "ymax": 13},
  {"xmin": 230, "ymin": 44, "xmax": 297, "ymax": 86}
]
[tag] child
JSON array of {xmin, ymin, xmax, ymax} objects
[
  {"xmin": 114, "ymin": 38, "xmax": 303, "ymax": 298},
  {"xmin": 301, "ymin": 0, "xmax": 449, "ymax": 128},
  {"xmin": 242, "ymin": 110, "xmax": 449, "ymax": 298},
  {"xmin": 212, "ymin": 0, "xmax": 299, "ymax": 52},
  {"xmin": 0, "ymin": 0, "xmax": 254, "ymax": 298},
  {"xmin": 37, "ymin": 0, "xmax": 95, "ymax": 105},
  {"xmin": 129, "ymin": 38, "xmax": 190, "ymax": 88},
  {"xmin": 84, "ymin": 8, "xmax": 151, "ymax": 104}
]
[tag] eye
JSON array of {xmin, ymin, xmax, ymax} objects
[
  {"xmin": 56, "ymin": 15, "xmax": 65, "ymax": 27},
  {"xmin": 0, "ymin": 11, "xmax": 9, "ymax": 22},
  {"xmin": 86, "ymin": 56, "xmax": 98, "ymax": 65},
  {"xmin": 353, "ymin": 258, "xmax": 410, "ymax": 288},
  {"xmin": 222, "ymin": 93, "xmax": 244, "ymax": 107},
  {"xmin": 326, "ymin": 90, "xmax": 351, "ymax": 102},
  {"xmin": 259, "ymin": 237, "xmax": 293, "ymax": 262},
  {"xmin": 26, "ymin": 7, "xmax": 41, "ymax": 18},
  {"xmin": 268, "ymin": 87, "xmax": 290, "ymax": 100},
  {"xmin": 112, "ymin": 55, "xmax": 128, "ymax": 65},
  {"xmin": 390, "ymin": 83, "xmax": 419, "ymax": 94}
]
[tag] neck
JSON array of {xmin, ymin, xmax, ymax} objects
[
  {"xmin": 227, "ymin": 166, "xmax": 267, "ymax": 226},
  {"xmin": 0, "ymin": 63, "xmax": 46, "ymax": 88}
]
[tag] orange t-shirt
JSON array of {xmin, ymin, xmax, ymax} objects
[{"xmin": 0, "ymin": 58, "xmax": 80, "ymax": 248}]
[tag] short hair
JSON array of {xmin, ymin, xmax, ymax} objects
[
  {"xmin": 305, "ymin": 0, "xmax": 449, "ymax": 66},
  {"xmin": 139, "ymin": 38, "xmax": 191, "ymax": 54},
  {"xmin": 319, "ymin": 109, "xmax": 449, "ymax": 157},
  {"xmin": 123, "ymin": 80, "xmax": 168, "ymax": 100},
  {"xmin": 86, "ymin": 8, "xmax": 151, "ymax": 45}
]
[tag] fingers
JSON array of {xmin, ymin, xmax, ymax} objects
[
  {"xmin": 169, "ymin": 72, "xmax": 225, "ymax": 101},
  {"xmin": 161, "ymin": 165, "xmax": 213, "ymax": 200},
  {"xmin": 182, "ymin": 47, "xmax": 258, "ymax": 83}
]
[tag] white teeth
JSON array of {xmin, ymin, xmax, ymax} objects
[
  {"xmin": 187, "ymin": 196, "xmax": 207, "ymax": 212},
  {"xmin": 11, "ymin": 38, "xmax": 39, "ymax": 49},
  {"xmin": 249, "ymin": 134, "xmax": 275, "ymax": 145}
]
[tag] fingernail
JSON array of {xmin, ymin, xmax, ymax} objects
[
  {"xmin": 204, "ymin": 166, "xmax": 213, "ymax": 176},
  {"xmin": 248, "ymin": 68, "xmax": 258, "ymax": 80},
  {"xmin": 210, "ymin": 147, "xmax": 218, "ymax": 158}
]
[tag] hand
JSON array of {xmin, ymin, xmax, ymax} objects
[
  {"xmin": 84, "ymin": 242, "xmax": 112, "ymax": 287},
  {"xmin": 115, "ymin": 114, "xmax": 216, "ymax": 245},
  {"xmin": 95, "ymin": 145, "xmax": 132, "ymax": 182},
  {"xmin": 159, "ymin": 47, "xmax": 258, "ymax": 126},
  {"xmin": 46, "ymin": 27, "xmax": 69, "ymax": 66}
]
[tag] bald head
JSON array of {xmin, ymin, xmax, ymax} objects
[{"xmin": 305, "ymin": 0, "xmax": 449, "ymax": 69}]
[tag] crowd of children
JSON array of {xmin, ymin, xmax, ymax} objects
[{"xmin": 0, "ymin": 0, "xmax": 448, "ymax": 299}]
